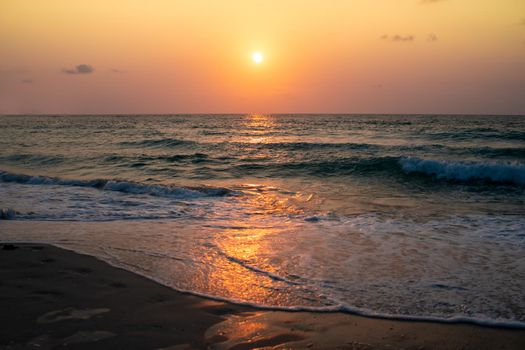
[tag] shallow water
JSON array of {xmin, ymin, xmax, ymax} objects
[{"xmin": 1, "ymin": 114, "xmax": 524, "ymax": 326}]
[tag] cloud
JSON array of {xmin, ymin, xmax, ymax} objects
[
  {"xmin": 420, "ymin": 0, "xmax": 446, "ymax": 4},
  {"xmin": 381, "ymin": 34, "xmax": 415, "ymax": 42},
  {"xmin": 62, "ymin": 64, "xmax": 94, "ymax": 75},
  {"xmin": 427, "ymin": 33, "xmax": 438, "ymax": 42},
  {"xmin": 21, "ymin": 79, "xmax": 33, "ymax": 83},
  {"xmin": 110, "ymin": 68, "xmax": 126, "ymax": 73}
]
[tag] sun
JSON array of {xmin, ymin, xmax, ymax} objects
[{"xmin": 252, "ymin": 51, "xmax": 264, "ymax": 64}]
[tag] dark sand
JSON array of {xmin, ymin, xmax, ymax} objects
[{"xmin": 1, "ymin": 243, "xmax": 524, "ymax": 350}]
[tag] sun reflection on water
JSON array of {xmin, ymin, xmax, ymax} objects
[
  {"xmin": 162, "ymin": 115, "xmax": 321, "ymax": 306},
  {"xmin": 190, "ymin": 185, "xmax": 311, "ymax": 306},
  {"xmin": 199, "ymin": 225, "xmax": 290, "ymax": 305},
  {"xmin": 243, "ymin": 114, "xmax": 277, "ymax": 144}
]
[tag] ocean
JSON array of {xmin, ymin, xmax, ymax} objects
[{"xmin": 0, "ymin": 114, "xmax": 524, "ymax": 327}]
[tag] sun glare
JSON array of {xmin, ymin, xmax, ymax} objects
[{"xmin": 252, "ymin": 51, "xmax": 264, "ymax": 64}]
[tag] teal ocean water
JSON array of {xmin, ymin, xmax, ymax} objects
[{"xmin": 1, "ymin": 115, "xmax": 524, "ymax": 326}]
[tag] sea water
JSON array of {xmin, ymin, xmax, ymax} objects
[{"xmin": 0, "ymin": 114, "xmax": 524, "ymax": 327}]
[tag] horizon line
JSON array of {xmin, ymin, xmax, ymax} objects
[{"xmin": 1, "ymin": 113, "xmax": 525, "ymax": 117}]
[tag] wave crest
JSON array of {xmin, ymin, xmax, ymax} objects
[
  {"xmin": 400, "ymin": 157, "xmax": 525, "ymax": 185},
  {"xmin": 0, "ymin": 170, "xmax": 235, "ymax": 199}
]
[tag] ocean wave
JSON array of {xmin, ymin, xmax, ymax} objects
[
  {"xmin": 1, "ymin": 154, "xmax": 67, "ymax": 165},
  {"xmin": 119, "ymin": 138, "xmax": 195, "ymax": 148},
  {"xmin": 400, "ymin": 157, "xmax": 525, "ymax": 185},
  {"xmin": 0, "ymin": 170, "xmax": 235, "ymax": 199},
  {"xmin": 233, "ymin": 156, "xmax": 401, "ymax": 177},
  {"xmin": 472, "ymin": 147, "xmax": 525, "ymax": 158},
  {"xmin": 102, "ymin": 153, "xmax": 211, "ymax": 165},
  {"xmin": 254, "ymin": 142, "xmax": 525, "ymax": 159},
  {"xmin": 255, "ymin": 142, "xmax": 375, "ymax": 151},
  {"xmin": 232, "ymin": 156, "xmax": 525, "ymax": 185},
  {"xmin": 426, "ymin": 130, "xmax": 525, "ymax": 141}
]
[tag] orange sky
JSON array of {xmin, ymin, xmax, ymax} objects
[{"xmin": 1, "ymin": 0, "xmax": 524, "ymax": 114}]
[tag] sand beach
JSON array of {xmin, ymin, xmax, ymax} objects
[{"xmin": 1, "ymin": 243, "xmax": 524, "ymax": 350}]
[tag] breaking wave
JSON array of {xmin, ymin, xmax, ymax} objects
[
  {"xmin": 0, "ymin": 170, "xmax": 235, "ymax": 199},
  {"xmin": 400, "ymin": 157, "xmax": 525, "ymax": 185}
]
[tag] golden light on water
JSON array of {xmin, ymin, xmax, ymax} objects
[
  {"xmin": 202, "ymin": 224, "xmax": 284, "ymax": 304},
  {"xmin": 188, "ymin": 185, "xmax": 307, "ymax": 305},
  {"xmin": 244, "ymin": 114, "xmax": 276, "ymax": 144}
]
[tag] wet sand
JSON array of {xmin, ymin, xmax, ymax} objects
[{"xmin": 0, "ymin": 243, "xmax": 524, "ymax": 349}]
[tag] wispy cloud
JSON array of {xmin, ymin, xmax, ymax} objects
[
  {"xmin": 110, "ymin": 68, "xmax": 126, "ymax": 73},
  {"xmin": 381, "ymin": 34, "xmax": 415, "ymax": 42},
  {"xmin": 420, "ymin": 0, "xmax": 446, "ymax": 4},
  {"xmin": 21, "ymin": 79, "xmax": 33, "ymax": 83},
  {"xmin": 427, "ymin": 33, "xmax": 438, "ymax": 42},
  {"xmin": 62, "ymin": 64, "xmax": 94, "ymax": 75}
]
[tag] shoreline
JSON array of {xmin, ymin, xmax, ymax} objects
[
  {"xmin": 4, "ymin": 239, "xmax": 524, "ymax": 331},
  {"xmin": 1, "ymin": 242, "xmax": 524, "ymax": 349}
]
